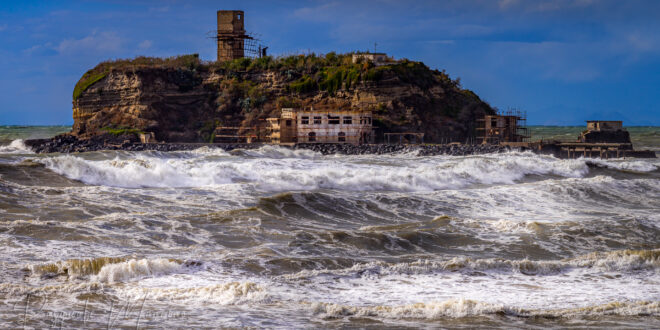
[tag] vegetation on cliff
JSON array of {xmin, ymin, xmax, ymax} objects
[{"xmin": 72, "ymin": 53, "xmax": 494, "ymax": 142}]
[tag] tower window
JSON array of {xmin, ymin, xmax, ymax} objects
[{"xmin": 308, "ymin": 132, "xmax": 316, "ymax": 142}]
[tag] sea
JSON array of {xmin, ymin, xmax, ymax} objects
[{"xmin": 0, "ymin": 125, "xmax": 658, "ymax": 328}]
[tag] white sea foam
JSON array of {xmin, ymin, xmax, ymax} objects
[
  {"xmin": 0, "ymin": 139, "xmax": 33, "ymax": 154},
  {"xmin": 39, "ymin": 155, "xmax": 235, "ymax": 188},
  {"xmin": 37, "ymin": 151, "xmax": 594, "ymax": 191},
  {"xmin": 284, "ymin": 249, "xmax": 660, "ymax": 280},
  {"xmin": 118, "ymin": 282, "xmax": 268, "ymax": 305},
  {"xmin": 93, "ymin": 258, "xmax": 184, "ymax": 283},
  {"xmin": 311, "ymin": 300, "xmax": 660, "ymax": 319},
  {"xmin": 588, "ymin": 158, "xmax": 659, "ymax": 172},
  {"xmin": 312, "ymin": 298, "xmax": 509, "ymax": 319},
  {"xmin": 239, "ymin": 145, "xmax": 321, "ymax": 159}
]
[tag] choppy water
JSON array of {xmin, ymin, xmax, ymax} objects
[{"xmin": 0, "ymin": 127, "xmax": 659, "ymax": 328}]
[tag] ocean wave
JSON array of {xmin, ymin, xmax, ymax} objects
[
  {"xmin": 38, "ymin": 155, "xmax": 235, "ymax": 188},
  {"xmin": 587, "ymin": 158, "xmax": 659, "ymax": 172},
  {"xmin": 28, "ymin": 257, "xmax": 199, "ymax": 283},
  {"xmin": 283, "ymin": 249, "xmax": 660, "ymax": 279},
  {"xmin": 0, "ymin": 139, "xmax": 33, "ymax": 154},
  {"xmin": 179, "ymin": 146, "xmax": 231, "ymax": 157},
  {"xmin": 0, "ymin": 282, "xmax": 103, "ymax": 296},
  {"xmin": 117, "ymin": 282, "xmax": 268, "ymax": 305},
  {"xmin": 93, "ymin": 258, "xmax": 187, "ymax": 283},
  {"xmin": 37, "ymin": 151, "xmax": 594, "ymax": 191},
  {"xmin": 311, "ymin": 299, "xmax": 659, "ymax": 320},
  {"xmin": 29, "ymin": 257, "xmax": 128, "ymax": 278},
  {"xmin": 238, "ymin": 145, "xmax": 321, "ymax": 159}
]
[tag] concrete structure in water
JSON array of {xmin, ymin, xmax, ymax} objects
[
  {"xmin": 216, "ymin": 10, "xmax": 250, "ymax": 62},
  {"xmin": 267, "ymin": 108, "xmax": 374, "ymax": 144},
  {"xmin": 475, "ymin": 111, "xmax": 529, "ymax": 144},
  {"xmin": 585, "ymin": 120, "xmax": 623, "ymax": 131},
  {"xmin": 579, "ymin": 120, "xmax": 629, "ymax": 143},
  {"xmin": 536, "ymin": 120, "xmax": 655, "ymax": 159}
]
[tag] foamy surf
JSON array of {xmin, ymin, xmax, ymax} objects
[
  {"xmin": 36, "ymin": 151, "xmax": 596, "ymax": 191},
  {"xmin": 93, "ymin": 258, "xmax": 187, "ymax": 283},
  {"xmin": 310, "ymin": 300, "xmax": 660, "ymax": 320},
  {"xmin": 283, "ymin": 249, "xmax": 660, "ymax": 280},
  {"xmin": 2, "ymin": 127, "xmax": 658, "ymax": 328},
  {"xmin": 0, "ymin": 139, "xmax": 33, "ymax": 154},
  {"xmin": 27, "ymin": 257, "xmax": 197, "ymax": 283},
  {"xmin": 117, "ymin": 282, "xmax": 269, "ymax": 305}
]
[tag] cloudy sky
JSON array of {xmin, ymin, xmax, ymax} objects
[{"xmin": 1, "ymin": 0, "xmax": 659, "ymax": 125}]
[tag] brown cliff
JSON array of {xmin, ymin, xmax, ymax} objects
[{"xmin": 72, "ymin": 54, "xmax": 495, "ymax": 143}]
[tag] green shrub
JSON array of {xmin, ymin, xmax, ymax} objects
[
  {"xmin": 73, "ymin": 70, "xmax": 107, "ymax": 100},
  {"xmin": 198, "ymin": 119, "xmax": 220, "ymax": 143},
  {"xmin": 288, "ymin": 75, "xmax": 317, "ymax": 94},
  {"xmin": 101, "ymin": 126, "xmax": 143, "ymax": 136},
  {"xmin": 276, "ymin": 96, "xmax": 302, "ymax": 109}
]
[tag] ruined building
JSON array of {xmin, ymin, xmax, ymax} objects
[
  {"xmin": 216, "ymin": 10, "xmax": 267, "ymax": 62},
  {"xmin": 475, "ymin": 110, "xmax": 529, "ymax": 144},
  {"xmin": 267, "ymin": 108, "xmax": 374, "ymax": 144},
  {"xmin": 217, "ymin": 10, "xmax": 250, "ymax": 62},
  {"xmin": 351, "ymin": 52, "xmax": 396, "ymax": 66}
]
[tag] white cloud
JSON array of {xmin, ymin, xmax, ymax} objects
[
  {"xmin": 138, "ymin": 40, "xmax": 153, "ymax": 51},
  {"xmin": 293, "ymin": 2, "xmax": 341, "ymax": 21},
  {"xmin": 56, "ymin": 31, "xmax": 122, "ymax": 55},
  {"xmin": 497, "ymin": 0, "xmax": 596, "ymax": 13}
]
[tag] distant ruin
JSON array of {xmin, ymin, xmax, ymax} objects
[
  {"xmin": 216, "ymin": 10, "xmax": 266, "ymax": 62},
  {"xmin": 475, "ymin": 110, "xmax": 529, "ymax": 144},
  {"xmin": 267, "ymin": 108, "xmax": 374, "ymax": 144}
]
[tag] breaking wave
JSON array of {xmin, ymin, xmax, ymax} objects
[
  {"xmin": 284, "ymin": 249, "xmax": 660, "ymax": 279},
  {"xmin": 37, "ymin": 151, "xmax": 595, "ymax": 190},
  {"xmin": 587, "ymin": 158, "xmax": 659, "ymax": 172},
  {"xmin": 311, "ymin": 300, "xmax": 660, "ymax": 320},
  {"xmin": 117, "ymin": 282, "xmax": 268, "ymax": 305},
  {"xmin": 0, "ymin": 282, "xmax": 104, "ymax": 296},
  {"xmin": 238, "ymin": 145, "xmax": 321, "ymax": 159},
  {"xmin": 28, "ymin": 257, "xmax": 198, "ymax": 283},
  {"xmin": 29, "ymin": 256, "xmax": 128, "ymax": 278},
  {"xmin": 0, "ymin": 139, "xmax": 33, "ymax": 154},
  {"xmin": 93, "ymin": 258, "xmax": 187, "ymax": 283}
]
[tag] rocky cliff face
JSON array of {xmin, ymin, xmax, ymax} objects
[{"xmin": 72, "ymin": 55, "xmax": 495, "ymax": 143}]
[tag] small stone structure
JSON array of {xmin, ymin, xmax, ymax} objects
[
  {"xmin": 139, "ymin": 132, "xmax": 156, "ymax": 143},
  {"xmin": 267, "ymin": 108, "xmax": 374, "ymax": 144},
  {"xmin": 351, "ymin": 52, "xmax": 395, "ymax": 66}
]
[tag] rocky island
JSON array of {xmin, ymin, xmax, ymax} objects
[{"xmin": 26, "ymin": 52, "xmax": 504, "ymax": 154}]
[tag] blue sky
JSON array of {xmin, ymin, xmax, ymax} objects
[{"xmin": 1, "ymin": 0, "xmax": 659, "ymax": 125}]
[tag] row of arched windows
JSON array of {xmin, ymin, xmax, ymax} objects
[{"xmin": 307, "ymin": 132, "xmax": 346, "ymax": 142}]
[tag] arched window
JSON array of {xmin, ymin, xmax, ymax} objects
[
  {"xmin": 338, "ymin": 132, "xmax": 346, "ymax": 142},
  {"xmin": 308, "ymin": 132, "xmax": 316, "ymax": 142}
]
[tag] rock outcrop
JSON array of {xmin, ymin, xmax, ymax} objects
[{"xmin": 71, "ymin": 54, "xmax": 496, "ymax": 143}]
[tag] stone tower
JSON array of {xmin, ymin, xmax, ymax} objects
[{"xmin": 217, "ymin": 10, "xmax": 247, "ymax": 62}]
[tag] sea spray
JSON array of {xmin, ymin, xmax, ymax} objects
[{"xmin": 37, "ymin": 150, "xmax": 592, "ymax": 191}]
